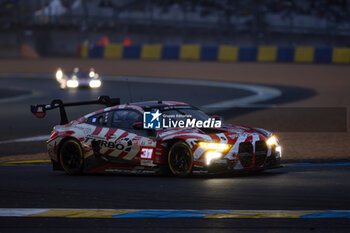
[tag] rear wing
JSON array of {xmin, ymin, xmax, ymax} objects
[{"xmin": 31, "ymin": 96, "xmax": 120, "ymax": 125}]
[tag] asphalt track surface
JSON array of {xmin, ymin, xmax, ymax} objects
[
  {"xmin": 1, "ymin": 75, "xmax": 347, "ymax": 232},
  {"xmin": 1, "ymin": 164, "xmax": 350, "ymax": 232}
]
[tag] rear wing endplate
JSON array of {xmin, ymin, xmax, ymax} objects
[{"xmin": 31, "ymin": 96, "xmax": 120, "ymax": 125}]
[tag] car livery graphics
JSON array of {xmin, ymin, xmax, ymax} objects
[{"xmin": 32, "ymin": 96, "xmax": 281, "ymax": 177}]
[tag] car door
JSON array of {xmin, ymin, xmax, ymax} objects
[
  {"xmin": 108, "ymin": 109, "xmax": 157, "ymax": 166},
  {"xmin": 84, "ymin": 110, "xmax": 114, "ymax": 155}
]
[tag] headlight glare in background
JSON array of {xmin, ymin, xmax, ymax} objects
[
  {"xmin": 67, "ymin": 80, "xmax": 79, "ymax": 88},
  {"xmin": 89, "ymin": 71, "xmax": 95, "ymax": 78},
  {"xmin": 56, "ymin": 69, "xmax": 63, "ymax": 80},
  {"xmin": 89, "ymin": 79, "xmax": 101, "ymax": 88}
]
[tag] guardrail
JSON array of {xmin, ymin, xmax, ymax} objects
[{"xmin": 77, "ymin": 44, "xmax": 350, "ymax": 64}]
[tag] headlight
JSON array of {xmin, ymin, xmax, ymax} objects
[
  {"xmin": 56, "ymin": 69, "xmax": 63, "ymax": 80},
  {"xmin": 67, "ymin": 80, "xmax": 79, "ymax": 88},
  {"xmin": 198, "ymin": 142, "xmax": 230, "ymax": 150},
  {"xmin": 89, "ymin": 71, "xmax": 95, "ymax": 78},
  {"xmin": 266, "ymin": 135, "xmax": 278, "ymax": 146},
  {"xmin": 89, "ymin": 79, "xmax": 101, "ymax": 88},
  {"xmin": 206, "ymin": 151, "xmax": 222, "ymax": 165},
  {"xmin": 275, "ymin": 146, "xmax": 282, "ymax": 157}
]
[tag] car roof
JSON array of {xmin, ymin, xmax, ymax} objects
[
  {"xmin": 129, "ymin": 100, "xmax": 189, "ymax": 110},
  {"xmin": 82, "ymin": 100, "xmax": 192, "ymax": 120},
  {"xmin": 130, "ymin": 100, "xmax": 189, "ymax": 109}
]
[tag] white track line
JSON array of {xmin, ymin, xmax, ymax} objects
[
  {"xmin": 0, "ymin": 93, "xmax": 36, "ymax": 104},
  {"xmin": 0, "ymin": 208, "xmax": 50, "ymax": 216},
  {"xmin": 105, "ymin": 76, "xmax": 281, "ymax": 113},
  {"xmin": 0, "ymin": 74, "xmax": 281, "ymax": 108},
  {"xmin": 0, "ymin": 135, "xmax": 50, "ymax": 144}
]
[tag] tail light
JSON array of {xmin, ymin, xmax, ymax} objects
[{"xmin": 50, "ymin": 131, "xmax": 58, "ymax": 138}]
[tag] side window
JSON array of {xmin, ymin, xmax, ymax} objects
[
  {"xmin": 86, "ymin": 112, "xmax": 110, "ymax": 127},
  {"xmin": 111, "ymin": 110, "xmax": 142, "ymax": 129}
]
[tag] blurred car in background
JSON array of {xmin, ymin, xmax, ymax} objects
[{"xmin": 55, "ymin": 67, "xmax": 102, "ymax": 89}]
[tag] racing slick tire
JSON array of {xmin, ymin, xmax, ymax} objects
[
  {"xmin": 168, "ymin": 141, "xmax": 194, "ymax": 177},
  {"xmin": 59, "ymin": 139, "xmax": 84, "ymax": 175}
]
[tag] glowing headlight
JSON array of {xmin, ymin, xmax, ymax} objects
[
  {"xmin": 67, "ymin": 80, "xmax": 79, "ymax": 88},
  {"xmin": 89, "ymin": 79, "xmax": 101, "ymax": 88},
  {"xmin": 56, "ymin": 69, "xmax": 63, "ymax": 80},
  {"xmin": 276, "ymin": 146, "xmax": 282, "ymax": 157},
  {"xmin": 198, "ymin": 142, "xmax": 230, "ymax": 150},
  {"xmin": 206, "ymin": 151, "xmax": 222, "ymax": 165},
  {"xmin": 89, "ymin": 71, "xmax": 95, "ymax": 78},
  {"xmin": 266, "ymin": 135, "xmax": 278, "ymax": 146}
]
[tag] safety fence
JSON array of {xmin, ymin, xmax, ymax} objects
[{"xmin": 77, "ymin": 44, "xmax": 350, "ymax": 64}]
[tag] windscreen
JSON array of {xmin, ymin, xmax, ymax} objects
[{"xmin": 161, "ymin": 108, "xmax": 211, "ymax": 122}]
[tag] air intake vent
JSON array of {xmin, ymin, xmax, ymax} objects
[
  {"xmin": 255, "ymin": 141, "xmax": 267, "ymax": 166},
  {"xmin": 238, "ymin": 142, "xmax": 253, "ymax": 167}
]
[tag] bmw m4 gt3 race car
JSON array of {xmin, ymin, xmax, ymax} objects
[
  {"xmin": 55, "ymin": 67, "xmax": 101, "ymax": 89},
  {"xmin": 31, "ymin": 96, "xmax": 281, "ymax": 177}
]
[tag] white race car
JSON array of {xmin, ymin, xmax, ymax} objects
[{"xmin": 55, "ymin": 67, "xmax": 102, "ymax": 89}]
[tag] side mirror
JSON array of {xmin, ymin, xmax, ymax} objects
[
  {"xmin": 132, "ymin": 122, "xmax": 143, "ymax": 130},
  {"xmin": 211, "ymin": 115, "xmax": 222, "ymax": 121}
]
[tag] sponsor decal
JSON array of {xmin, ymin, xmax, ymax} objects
[
  {"xmin": 139, "ymin": 147, "xmax": 155, "ymax": 166},
  {"xmin": 140, "ymin": 160, "xmax": 154, "ymax": 167},
  {"xmin": 85, "ymin": 135, "xmax": 132, "ymax": 151},
  {"xmin": 140, "ymin": 147, "xmax": 154, "ymax": 160},
  {"xmin": 32, "ymin": 105, "xmax": 46, "ymax": 118},
  {"xmin": 143, "ymin": 111, "xmax": 221, "ymax": 129},
  {"xmin": 143, "ymin": 110, "xmax": 162, "ymax": 129}
]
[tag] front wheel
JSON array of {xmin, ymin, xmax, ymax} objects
[
  {"xmin": 59, "ymin": 139, "xmax": 84, "ymax": 175},
  {"xmin": 168, "ymin": 141, "xmax": 193, "ymax": 177}
]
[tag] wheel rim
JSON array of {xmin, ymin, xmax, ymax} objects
[
  {"xmin": 170, "ymin": 144, "xmax": 192, "ymax": 175},
  {"xmin": 61, "ymin": 142, "xmax": 81, "ymax": 170}
]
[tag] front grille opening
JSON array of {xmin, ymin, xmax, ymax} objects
[
  {"xmin": 255, "ymin": 140, "xmax": 267, "ymax": 166},
  {"xmin": 239, "ymin": 142, "xmax": 253, "ymax": 154},
  {"xmin": 238, "ymin": 142, "xmax": 253, "ymax": 167}
]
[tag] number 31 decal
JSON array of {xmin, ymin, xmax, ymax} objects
[{"xmin": 140, "ymin": 148, "xmax": 153, "ymax": 159}]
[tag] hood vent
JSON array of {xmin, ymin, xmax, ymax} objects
[{"xmin": 199, "ymin": 128, "xmax": 226, "ymax": 135}]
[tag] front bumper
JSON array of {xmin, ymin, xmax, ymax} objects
[{"xmin": 193, "ymin": 154, "xmax": 281, "ymax": 173}]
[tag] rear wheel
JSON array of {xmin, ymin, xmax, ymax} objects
[
  {"xmin": 168, "ymin": 141, "xmax": 193, "ymax": 177},
  {"xmin": 59, "ymin": 139, "xmax": 84, "ymax": 175}
]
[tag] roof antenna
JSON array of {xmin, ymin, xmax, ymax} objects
[{"xmin": 126, "ymin": 76, "xmax": 133, "ymax": 103}]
